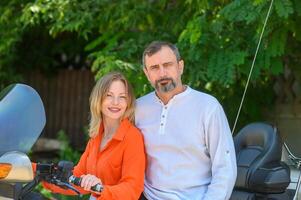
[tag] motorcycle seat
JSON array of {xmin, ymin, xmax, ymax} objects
[{"xmin": 231, "ymin": 122, "xmax": 290, "ymax": 199}]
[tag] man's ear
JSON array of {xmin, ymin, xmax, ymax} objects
[
  {"xmin": 178, "ymin": 60, "xmax": 184, "ymax": 75},
  {"xmin": 143, "ymin": 67, "xmax": 150, "ymax": 81}
]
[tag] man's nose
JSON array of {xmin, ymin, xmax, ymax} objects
[{"xmin": 159, "ymin": 66, "xmax": 167, "ymax": 77}]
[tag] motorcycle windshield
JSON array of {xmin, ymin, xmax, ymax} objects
[{"xmin": 0, "ymin": 84, "xmax": 46, "ymax": 156}]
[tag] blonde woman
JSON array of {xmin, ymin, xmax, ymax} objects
[{"xmin": 42, "ymin": 71, "xmax": 146, "ymax": 200}]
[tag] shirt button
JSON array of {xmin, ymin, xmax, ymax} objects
[
  {"xmin": 161, "ymin": 123, "xmax": 164, "ymax": 126},
  {"xmin": 162, "ymin": 115, "xmax": 165, "ymax": 118},
  {"xmin": 164, "ymin": 107, "xmax": 167, "ymax": 109}
]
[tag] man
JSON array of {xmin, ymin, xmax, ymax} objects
[{"xmin": 135, "ymin": 41, "xmax": 237, "ymax": 200}]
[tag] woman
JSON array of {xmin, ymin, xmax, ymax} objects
[{"xmin": 42, "ymin": 71, "xmax": 146, "ymax": 200}]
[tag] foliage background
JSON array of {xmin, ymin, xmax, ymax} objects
[
  {"xmin": 1, "ymin": 0, "xmax": 301, "ymax": 135},
  {"xmin": 1, "ymin": 0, "xmax": 301, "ymax": 199}
]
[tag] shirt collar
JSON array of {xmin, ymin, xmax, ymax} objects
[
  {"xmin": 175, "ymin": 85, "xmax": 191, "ymax": 99},
  {"xmin": 154, "ymin": 85, "xmax": 192, "ymax": 105},
  {"xmin": 112, "ymin": 118, "xmax": 131, "ymax": 141},
  {"xmin": 97, "ymin": 118, "xmax": 130, "ymax": 141}
]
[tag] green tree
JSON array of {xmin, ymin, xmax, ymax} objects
[{"xmin": 1, "ymin": 0, "xmax": 301, "ymax": 128}]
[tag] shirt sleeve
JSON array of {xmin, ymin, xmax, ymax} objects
[
  {"xmin": 203, "ymin": 104, "xmax": 237, "ymax": 200},
  {"xmin": 42, "ymin": 140, "xmax": 92, "ymax": 195},
  {"xmin": 97, "ymin": 128, "xmax": 146, "ymax": 200}
]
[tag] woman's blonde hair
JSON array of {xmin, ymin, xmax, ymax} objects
[{"xmin": 88, "ymin": 71, "xmax": 135, "ymax": 137}]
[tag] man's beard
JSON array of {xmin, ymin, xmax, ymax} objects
[{"xmin": 155, "ymin": 77, "xmax": 176, "ymax": 93}]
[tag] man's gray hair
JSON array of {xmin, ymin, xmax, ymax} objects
[{"xmin": 142, "ymin": 41, "xmax": 181, "ymax": 68}]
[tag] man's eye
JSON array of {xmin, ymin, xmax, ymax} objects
[
  {"xmin": 150, "ymin": 66, "xmax": 159, "ymax": 70},
  {"xmin": 164, "ymin": 62, "xmax": 173, "ymax": 67}
]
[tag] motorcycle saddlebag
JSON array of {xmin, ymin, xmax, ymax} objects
[{"xmin": 250, "ymin": 162, "xmax": 290, "ymax": 193}]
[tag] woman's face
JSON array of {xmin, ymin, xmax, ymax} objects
[{"xmin": 101, "ymin": 80, "xmax": 128, "ymax": 122}]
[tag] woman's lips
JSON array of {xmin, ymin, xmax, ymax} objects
[{"xmin": 108, "ymin": 107, "xmax": 121, "ymax": 113}]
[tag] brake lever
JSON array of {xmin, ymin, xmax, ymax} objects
[{"xmin": 53, "ymin": 179, "xmax": 82, "ymax": 197}]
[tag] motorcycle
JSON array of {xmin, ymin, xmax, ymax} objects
[
  {"xmin": 0, "ymin": 84, "xmax": 82, "ymax": 200},
  {"xmin": 0, "ymin": 83, "xmax": 300, "ymax": 200}
]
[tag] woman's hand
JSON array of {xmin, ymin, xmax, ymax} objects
[{"xmin": 80, "ymin": 174, "xmax": 102, "ymax": 191}]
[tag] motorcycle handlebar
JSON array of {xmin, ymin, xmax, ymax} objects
[
  {"xmin": 36, "ymin": 161, "xmax": 104, "ymax": 195},
  {"xmin": 69, "ymin": 175, "xmax": 103, "ymax": 193},
  {"xmin": 35, "ymin": 161, "xmax": 81, "ymax": 195}
]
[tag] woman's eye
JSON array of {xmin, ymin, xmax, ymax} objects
[
  {"xmin": 106, "ymin": 94, "xmax": 112, "ymax": 97},
  {"xmin": 120, "ymin": 96, "xmax": 127, "ymax": 99}
]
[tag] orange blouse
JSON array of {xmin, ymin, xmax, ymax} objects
[{"xmin": 42, "ymin": 118, "xmax": 146, "ymax": 200}]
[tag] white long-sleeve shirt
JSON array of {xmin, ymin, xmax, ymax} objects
[{"xmin": 135, "ymin": 86, "xmax": 237, "ymax": 200}]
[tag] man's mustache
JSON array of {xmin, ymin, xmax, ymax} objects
[{"xmin": 156, "ymin": 78, "xmax": 173, "ymax": 84}]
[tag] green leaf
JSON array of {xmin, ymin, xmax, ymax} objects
[
  {"xmin": 256, "ymin": 50, "xmax": 271, "ymax": 70},
  {"xmin": 293, "ymin": 0, "xmax": 301, "ymax": 16},
  {"xmin": 84, "ymin": 35, "xmax": 106, "ymax": 51},
  {"xmin": 232, "ymin": 51, "xmax": 248, "ymax": 65},
  {"xmin": 268, "ymin": 29, "xmax": 287, "ymax": 57},
  {"xmin": 270, "ymin": 58, "xmax": 283, "ymax": 75},
  {"xmin": 210, "ymin": 19, "xmax": 223, "ymax": 34},
  {"xmin": 274, "ymin": 0, "xmax": 293, "ymax": 19},
  {"xmin": 220, "ymin": 0, "xmax": 266, "ymax": 24},
  {"xmin": 179, "ymin": 16, "xmax": 204, "ymax": 44},
  {"xmin": 207, "ymin": 50, "xmax": 248, "ymax": 85}
]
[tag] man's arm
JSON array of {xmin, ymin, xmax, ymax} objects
[{"xmin": 203, "ymin": 104, "xmax": 237, "ymax": 200}]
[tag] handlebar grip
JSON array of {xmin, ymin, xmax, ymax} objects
[{"xmin": 69, "ymin": 175, "xmax": 103, "ymax": 193}]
